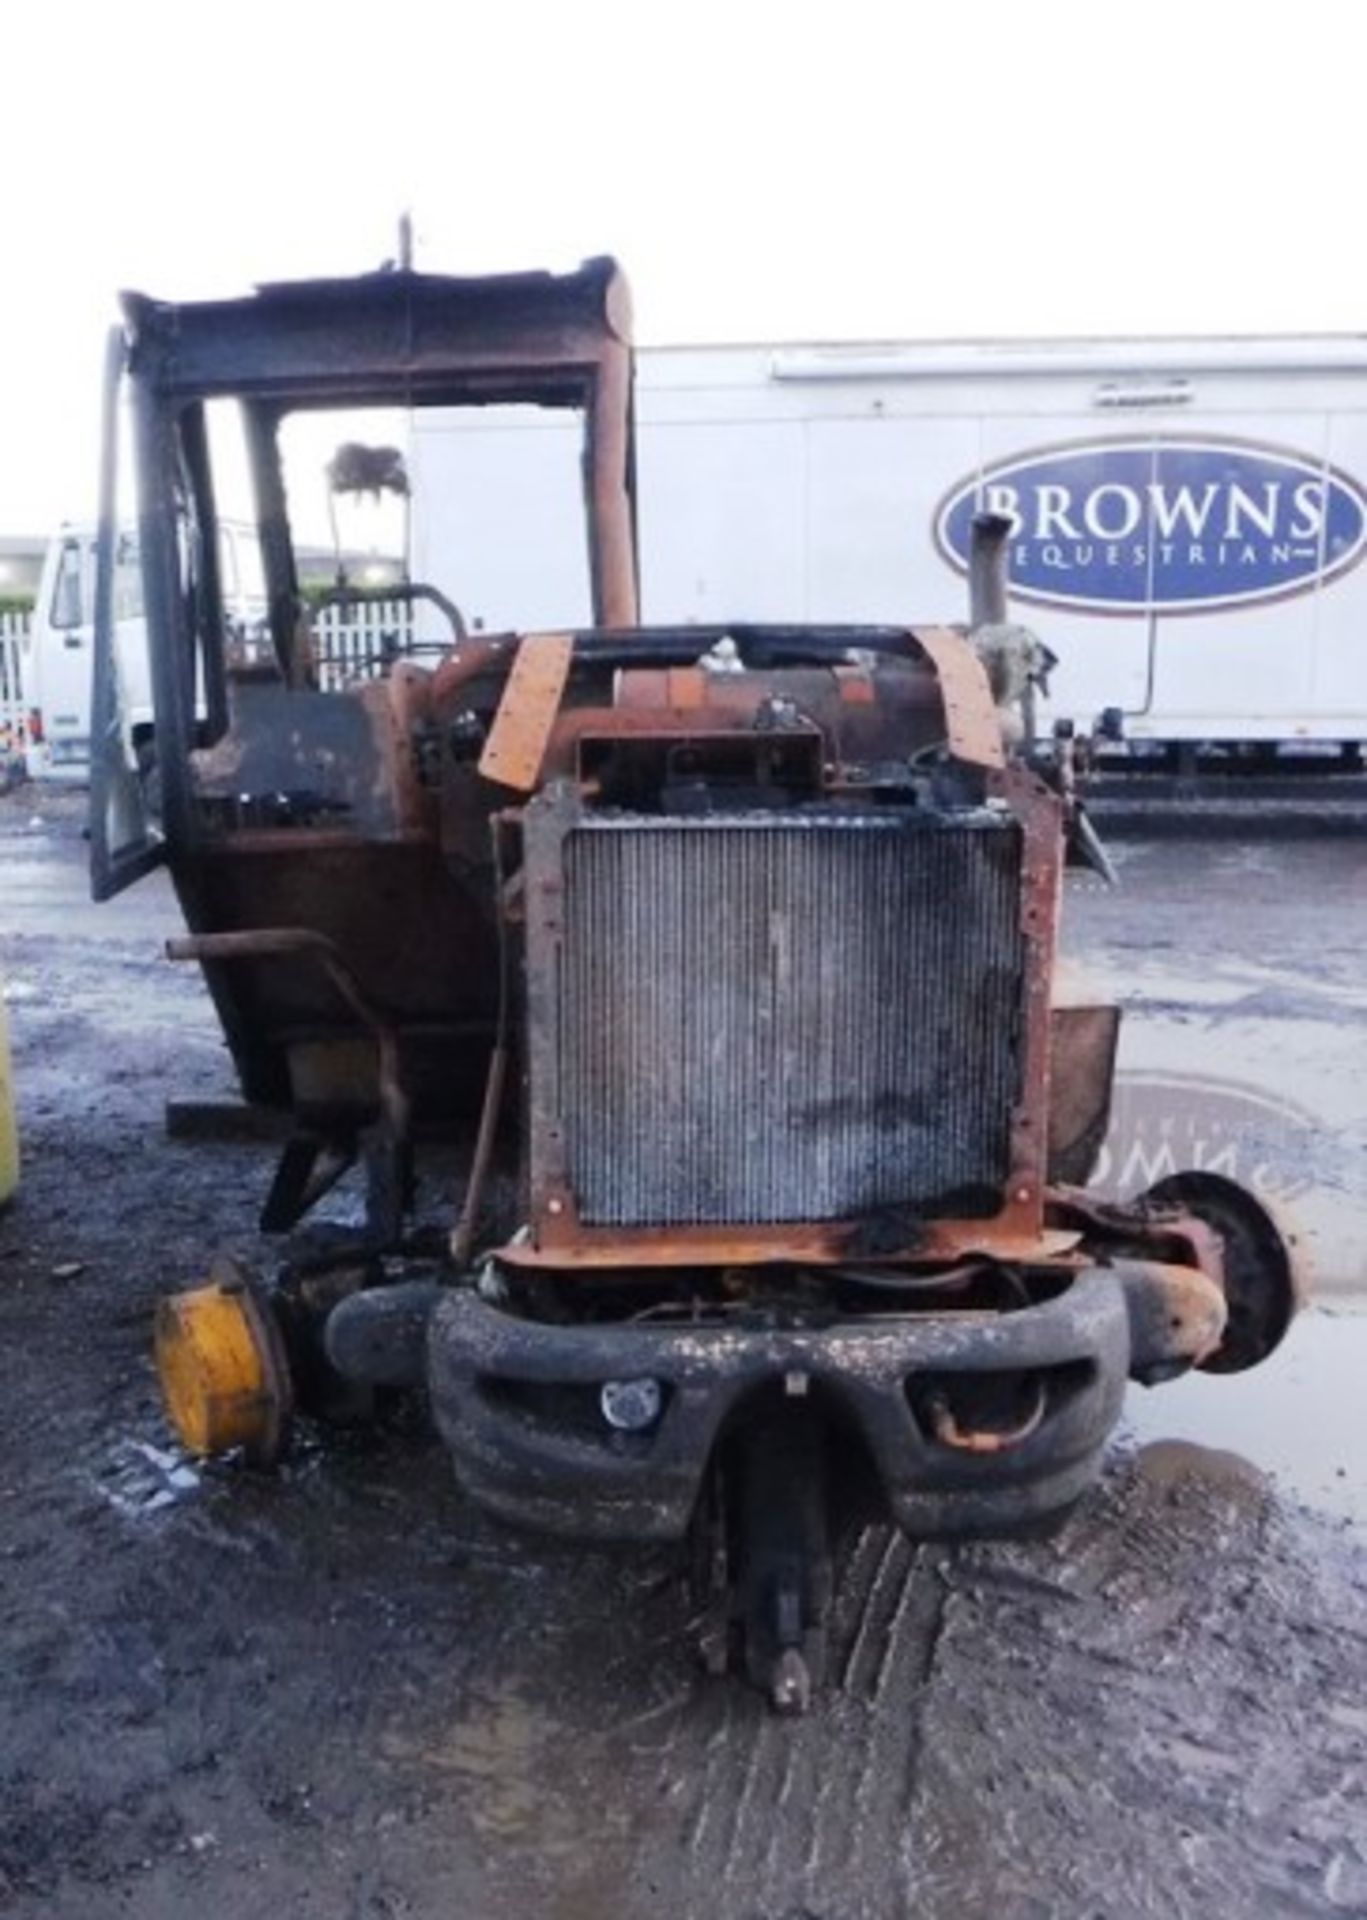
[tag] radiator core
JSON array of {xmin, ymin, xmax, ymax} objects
[{"xmin": 544, "ymin": 810, "xmax": 1025, "ymax": 1229}]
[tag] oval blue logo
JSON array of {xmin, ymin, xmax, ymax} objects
[{"xmin": 934, "ymin": 436, "xmax": 1367, "ymax": 614}]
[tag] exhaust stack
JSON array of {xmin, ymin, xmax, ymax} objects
[{"xmin": 968, "ymin": 510, "xmax": 1012, "ymax": 630}]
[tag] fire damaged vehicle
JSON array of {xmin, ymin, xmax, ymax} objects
[{"xmin": 89, "ymin": 257, "xmax": 1302, "ymax": 1710}]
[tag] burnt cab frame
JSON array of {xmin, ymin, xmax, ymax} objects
[{"xmin": 91, "ymin": 258, "xmax": 640, "ymax": 898}]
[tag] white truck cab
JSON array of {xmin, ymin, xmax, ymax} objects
[
  {"xmin": 24, "ymin": 521, "xmax": 264, "ymax": 782},
  {"xmin": 23, "ymin": 527, "xmax": 133, "ymax": 781}
]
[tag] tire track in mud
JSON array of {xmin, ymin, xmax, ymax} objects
[{"xmin": 671, "ymin": 1524, "xmax": 951, "ymax": 1919}]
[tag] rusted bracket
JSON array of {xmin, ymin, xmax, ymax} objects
[
  {"xmin": 167, "ymin": 928, "xmax": 412, "ymax": 1244},
  {"xmin": 165, "ymin": 929, "xmax": 408, "ymax": 1145},
  {"xmin": 910, "ymin": 626, "xmax": 1006, "ymax": 770},
  {"xmin": 478, "ymin": 632, "xmax": 575, "ymax": 792}
]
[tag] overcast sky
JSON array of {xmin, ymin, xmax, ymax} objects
[{"xmin": 4, "ymin": 0, "xmax": 1364, "ymax": 531}]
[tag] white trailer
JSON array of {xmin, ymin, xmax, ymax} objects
[{"xmin": 409, "ymin": 336, "xmax": 1367, "ymax": 748}]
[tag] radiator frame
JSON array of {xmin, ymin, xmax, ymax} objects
[{"xmin": 516, "ymin": 763, "xmax": 1063, "ymax": 1270}]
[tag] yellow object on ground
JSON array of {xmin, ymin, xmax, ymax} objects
[
  {"xmin": 0, "ymin": 979, "xmax": 17, "ymax": 1206},
  {"xmin": 154, "ymin": 1261, "xmax": 292, "ymax": 1464}
]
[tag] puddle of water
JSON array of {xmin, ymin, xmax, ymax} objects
[
  {"xmin": 1121, "ymin": 1307, "xmax": 1366, "ymax": 1531},
  {"xmin": 379, "ymin": 1679, "xmax": 604, "ymax": 1861},
  {"xmin": 1100, "ymin": 1016, "xmax": 1367, "ymax": 1297}
]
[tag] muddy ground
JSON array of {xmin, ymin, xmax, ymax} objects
[{"xmin": 1, "ymin": 787, "xmax": 1364, "ymax": 1919}]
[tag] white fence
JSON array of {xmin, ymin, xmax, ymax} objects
[
  {"xmin": 1, "ymin": 612, "xmax": 30, "ymax": 764},
  {"xmin": 312, "ymin": 599, "xmax": 418, "ymax": 690}
]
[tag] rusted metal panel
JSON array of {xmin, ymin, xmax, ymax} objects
[
  {"xmin": 495, "ymin": 1220, "xmax": 1087, "ymax": 1271},
  {"xmin": 910, "ymin": 625, "xmax": 1007, "ymax": 769},
  {"xmin": 1047, "ymin": 1003, "xmax": 1122, "ymax": 1185},
  {"xmin": 165, "ymin": 927, "xmax": 407, "ymax": 1133},
  {"xmin": 478, "ymin": 633, "xmax": 574, "ymax": 792},
  {"xmin": 181, "ymin": 836, "xmax": 499, "ymax": 1120}
]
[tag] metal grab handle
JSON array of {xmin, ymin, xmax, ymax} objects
[{"xmin": 165, "ymin": 929, "xmax": 408, "ymax": 1141}]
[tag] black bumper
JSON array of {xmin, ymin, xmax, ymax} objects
[{"xmin": 426, "ymin": 1272, "xmax": 1137, "ymax": 1543}]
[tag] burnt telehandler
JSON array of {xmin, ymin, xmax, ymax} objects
[{"xmin": 89, "ymin": 257, "xmax": 1301, "ymax": 1709}]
